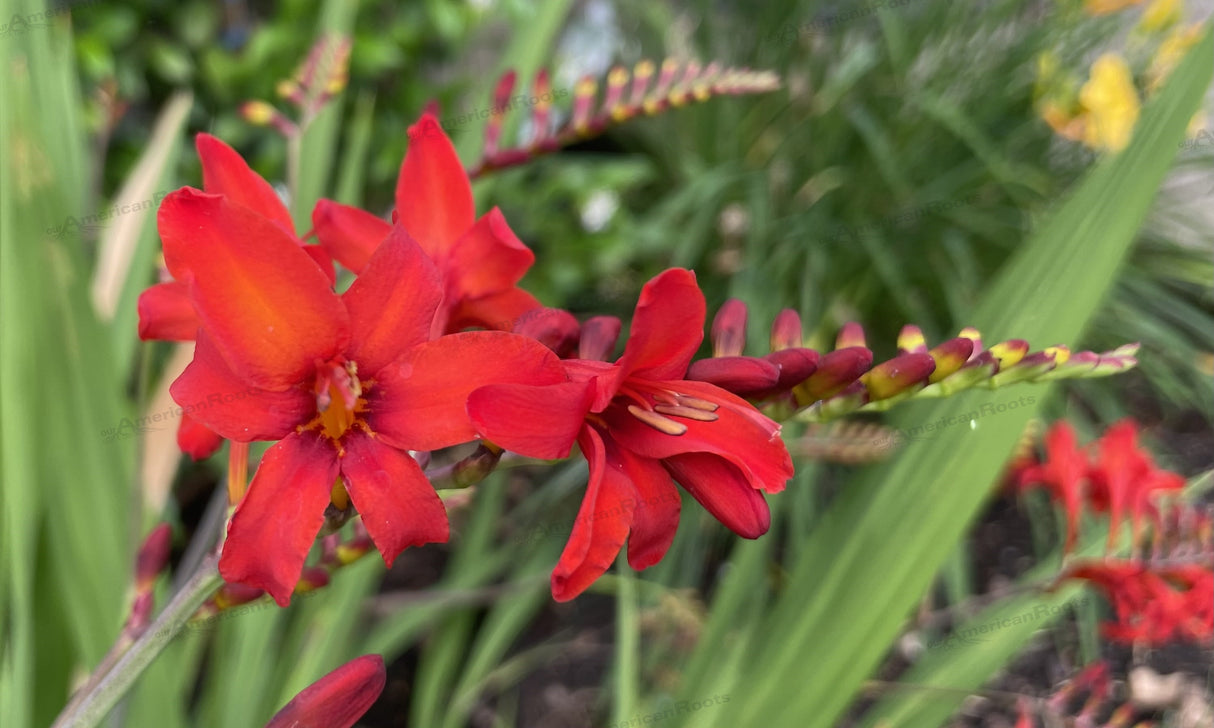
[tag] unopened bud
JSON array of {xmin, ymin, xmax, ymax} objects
[
  {"xmin": 711, "ymin": 300, "xmax": 748, "ymax": 357},
  {"xmin": 686, "ymin": 356, "xmax": 779, "ymax": 394},
  {"xmin": 514, "ymin": 308, "xmax": 580, "ymax": 358},
  {"xmin": 770, "ymin": 309, "xmax": 803, "ymax": 351},
  {"xmin": 579, "ymin": 316, "xmax": 622, "ymax": 361},
  {"xmin": 835, "ymin": 322, "xmax": 866, "ymax": 350},
  {"xmin": 861, "ymin": 353, "xmax": 936, "ymax": 400},
  {"xmin": 296, "ymin": 567, "xmax": 331, "ymax": 593},
  {"xmin": 800, "ymin": 347, "xmax": 872, "ymax": 402},
  {"xmin": 897, "ymin": 325, "xmax": 927, "ymax": 354},
  {"xmin": 135, "ymin": 523, "xmax": 172, "ymax": 592},
  {"xmin": 989, "ymin": 339, "xmax": 1029, "ymax": 370}
]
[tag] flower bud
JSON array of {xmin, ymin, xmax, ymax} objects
[
  {"xmin": 579, "ymin": 316, "xmax": 621, "ymax": 361},
  {"xmin": 770, "ymin": 309, "xmax": 803, "ymax": 351},
  {"xmin": 265, "ymin": 654, "xmax": 386, "ymax": 728},
  {"xmin": 711, "ymin": 299, "xmax": 748, "ymax": 357}
]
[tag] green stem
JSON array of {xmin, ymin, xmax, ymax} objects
[{"xmin": 50, "ymin": 554, "xmax": 224, "ymax": 728}]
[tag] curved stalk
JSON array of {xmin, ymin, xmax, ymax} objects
[{"xmin": 50, "ymin": 554, "xmax": 224, "ymax": 728}]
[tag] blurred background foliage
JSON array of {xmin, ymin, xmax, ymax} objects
[{"xmin": 3, "ymin": 0, "xmax": 1211, "ymax": 727}]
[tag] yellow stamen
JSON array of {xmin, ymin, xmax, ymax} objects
[
  {"xmin": 627, "ymin": 405, "xmax": 688, "ymax": 436},
  {"xmin": 674, "ymin": 394, "xmax": 719, "ymax": 412},
  {"xmin": 654, "ymin": 404, "xmax": 719, "ymax": 422}
]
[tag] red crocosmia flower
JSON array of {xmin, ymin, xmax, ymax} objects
[
  {"xmin": 468, "ymin": 269, "xmax": 793, "ymax": 601},
  {"xmin": 265, "ymin": 654, "xmax": 386, "ymax": 728},
  {"xmin": 312, "ymin": 113, "xmax": 539, "ymax": 333},
  {"xmin": 1087, "ymin": 420, "xmax": 1185, "ymax": 549},
  {"xmin": 138, "ymin": 133, "xmax": 334, "ymax": 460},
  {"xmin": 159, "ymin": 189, "xmax": 567, "ymax": 604},
  {"xmin": 1012, "ymin": 421, "xmax": 1089, "ymax": 553},
  {"xmin": 1067, "ymin": 560, "xmax": 1214, "ymax": 644}
]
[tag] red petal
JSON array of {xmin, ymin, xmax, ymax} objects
[
  {"xmin": 137, "ymin": 281, "xmax": 198, "ymax": 341},
  {"xmin": 447, "ymin": 208, "xmax": 535, "ymax": 298},
  {"xmin": 169, "ymin": 333, "xmax": 313, "ymax": 442},
  {"xmin": 552, "ymin": 426, "xmax": 635, "ymax": 601},
  {"xmin": 311, "ymin": 199, "xmax": 391, "ymax": 274},
  {"xmin": 365, "ymin": 331, "xmax": 567, "ymax": 452},
  {"xmin": 445, "ymin": 287, "xmax": 542, "ymax": 333},
  {"xmin": 302, "ymin": 245, "xmax": 337, "ymax": 286},
  {"xmin": 397, "ymin": 114, "xmax": 475, "ymax": 258},
  {"xmin": 618, "ymin": 447, "xmax": 681, "ymax": 570},
  {"xmin": 219, "ymin": 432, "xmax": 338, "ymax": 606},
  {"xmin": 195, "ymin": 133, "xmax": 294, "ymax": 235},
  {"xmin": 265, "ymin": 654, "xmax": 386, "ymax": 728},
  {"xmin": 663, "ymin": 452, "xmax": 771, "ymax": 538},
  {"xmin": 340, "ymin": 431, "xmax": 449, "ymax": 567},
  {"xmin": 176, "ymin": 413, "xmax": 224, "ymax": 460},
  {"xmin": 159, "ymin": 189, "xmax": 349, "ymax": 390},
  {"xmin": 341, "ymin": 227, "xmax": 443, "ymax": 376},
  {"xmin": 467, "ymin": 381, "xmax": 593, "ymax": 459},
  {"xmin": 616, "ymin": 269, "xmax": 706, "ymax": 381},
  {"xmin": 605, "ymin": 379, "xmax": 792, "ymax": 493}
]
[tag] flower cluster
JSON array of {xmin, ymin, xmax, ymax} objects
[
  {"xmin": 139, "ymin": 116, "xmax": 795, "ymax": 605},
  {"xmin": 1010, "ymin": 420, "xmax": 1212, "ymax": 645},
  {"xmin": 138, "ymin": 115, "xmax": 1150, "ymax": 611},
  {"xmin": 1011, "ymin": 420, "xmax": 1188, "ymax": 551},
  {"xmin": 1035, "ymin": 0, "xmax": 1208, "ymax": 152}
]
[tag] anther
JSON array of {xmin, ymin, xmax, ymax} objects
[
  {"xmin": 627, "ymin": 405, "xmax": 688, "ymax": 435},
  {"xmin": 674, "ymin": 394, "xmax": 719, "ymax": 412},
  {"xmin": 654, "ymin": 404, "xmax": 719, "ymax": 422}
]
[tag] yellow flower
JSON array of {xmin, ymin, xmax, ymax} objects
[
  {"xmin": 1139, "ymin": 0, "xmax": 1182, "ymax": 32},
  {"xmin": 1078, "ymin": 54, "xmax": 1140, "ymax": 151},
  {"xmin": 1147, "ymin": 22, "xmax": 1204, "ymax": 91},
  {"xmin": 1084, "ymin": 0, "xmax": 1146, "ymax": 16}
]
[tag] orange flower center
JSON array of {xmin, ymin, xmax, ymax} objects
[{"xmin": 310, "ymin": 359, "xmax": 368, "ymax": 441}]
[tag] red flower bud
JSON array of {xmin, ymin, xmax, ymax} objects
[
  {"xmin": 579, "ymin": 316, "xmax": 622, "ymax": 361},
  {"xmin": 265, "ymin": 654, "xmax": 386, "ymax": 728},
  {"xmin": 770, "ymin": 309, "xmax": 803, "ymax": 351},
  {"xmin": 135, "ymin": 524, "xmax": 172, "ymax": 592},
  {"xmin": 861, "ymin": 353, "xmax": 936, "ymax": 400},
  {"xmin": 513, "ymin": 307, "xmax": 580, "ymax": 358},
  {"xmin": 711, "ymin": 299, "xmax": 748, "ymax": 357},
  {"xmin": 835, "ymin": 322, "xmax": 866, "ymax": 350},
  {"xmin": 686, "ymin": 356, "xmax": 779, "ymax": 394},
  {"xmin": 800, "ymin": 347, "xmax": 872, "ymax": 401}
]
